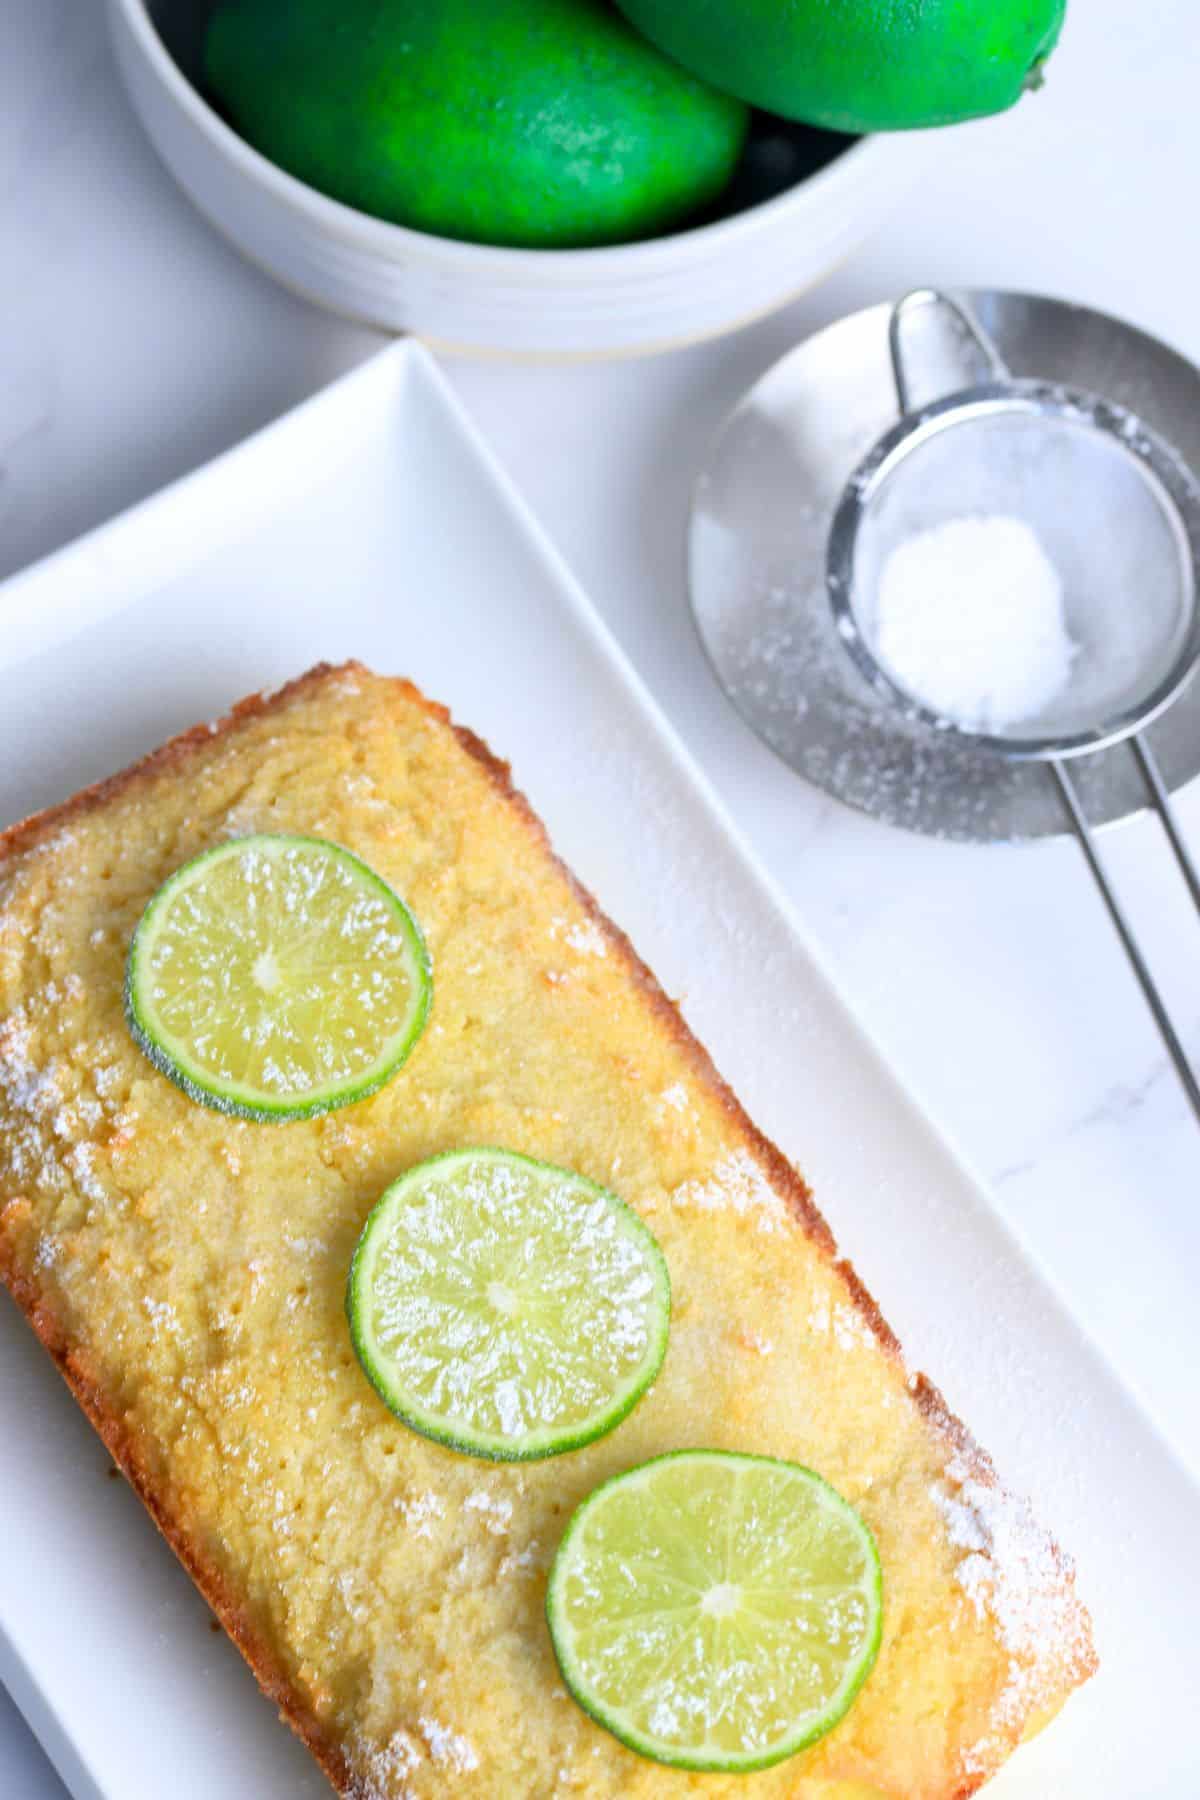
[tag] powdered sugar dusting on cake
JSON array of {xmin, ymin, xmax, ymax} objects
[
  {"xmin": 217, "ymin": 802, "xmax": 272, "ymax": 841},
  {"xmin": 499, "ymin": 1538, "xmax": 546, "ymax": 1577},
  {"xmin": 345, "ymin": 1714, "xmax": 477, "ymax": 1797},
  {"xmin": 346, "ymin": 1728, "xmax": 420, "ymax": 1800},
  {"xmin": 463, "ymin": 1490, "xmax": 512, "ymax": 1536},
  {"xmin": 932, "ymin": 1451, "xmax": 1093, "ymax": 1779},
  {"xmin": 808, "ymin": 1298, "xmax": 879, "ymax": 1352},
  {"xmin": 670, "ymin": 1151, "xmax": 787, "ymax": 1234},
  {"xmin": 285, "ymin": 1233, "xmax": 329, "ymax": 1260},
  {"xmin": 66, "ymin": 1141, "xmax": 107, "ymax": 1204},
  {"xmin": 550, "ymin": 915, "xmax": 608, "ymax": 958},
  {"xmin": 418, "ymin": 1715, "xmax": 478, "ymax": 1772},
  {"xmin": 0, "ymin": 1012, "xmax": 56, "ymax": 1117},
  {"xmin": 33, "ymin": 1235, "xmax": 59, "ymax": 1270},
  {"xmin": 93, "ymin": 1062, "xmax": 124, "ymax": 1100},
  {"xmin": 395, "ymin": 1491, "xmax": 444, "ymax": 1538},
  {"xmin": 0, "ymin": 1008, "xmax": 70, "ymax": 1190},
  {"xmin": 0, "ymin": 993, "xmax": 122, "ymax": 1207},
  {"xmin": 142, "ymin": 1295, "xmax": 179, "ymax": 1335}
]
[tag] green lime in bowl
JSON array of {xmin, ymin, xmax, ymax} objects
[{"xmin": 203, "ymin": 0, "xmax": 749, "ymax": 249}]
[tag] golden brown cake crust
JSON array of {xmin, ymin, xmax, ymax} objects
[{"xmin": 0, "ymin": 663, "xmax": 1094, "ymax": 1800}]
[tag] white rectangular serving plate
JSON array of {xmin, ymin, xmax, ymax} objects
[{"xmin": 0, "ymin": 342, "xmax": 1195, "ymax": 1799}]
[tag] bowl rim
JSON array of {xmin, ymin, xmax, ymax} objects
[{"xmin": 114, "ymin": 0, "xmax": 893, "ymax": 274}]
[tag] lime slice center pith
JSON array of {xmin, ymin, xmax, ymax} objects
[
  {"xmin": 348, "ymin": 1148, "xmax": 671, "ymax": 1460},
  {"xmin": 547, "ymin": 1450, "xmax": 882, "ymax": 1771},
  {"xmin": 126, "ymin": 834, "xmax": 431, "ymax": 1120}
]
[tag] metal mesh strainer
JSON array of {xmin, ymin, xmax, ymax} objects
[{"xmin": 827, "ymin": 290, "xmax": 1200, "ymax": 1118}]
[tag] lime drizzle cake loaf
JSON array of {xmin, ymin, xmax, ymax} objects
[{"xmin": 0, "ymin": 664, "xmax": 1094, "ymax": 1797}]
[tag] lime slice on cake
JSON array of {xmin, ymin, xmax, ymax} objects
[
  {"xmin": 126, "ymin": 834, "xmax": 431, "ymax": 1121},
  {"xmin": 547, "ymin": 1450, "xmax": 882, "ymax": 1771},
  {"xmin": 347, "ymin": 1148, "xmax": 671, "ymax": 1460}
]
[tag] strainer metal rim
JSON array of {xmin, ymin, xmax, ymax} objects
[{"xmin": 826, "ymin": 377, "xmax": 1200, "ymax": 763}]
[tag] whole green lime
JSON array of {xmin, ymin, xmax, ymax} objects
[
  {"xmin": 613, "ymin": 0, "xmax": 1068, "ymax": 132},
  {"xmin": 203, "ymin": 0, "xmax": 748, "ymax": 249}
]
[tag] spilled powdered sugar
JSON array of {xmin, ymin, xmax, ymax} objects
[
  {"xmin": 931, "ymin": 1451, "xmax": 1092, "ymax": 1778},
  {"xmin": 670, "ymin": 1151, "xmax": 787, "ymax": 1234}
]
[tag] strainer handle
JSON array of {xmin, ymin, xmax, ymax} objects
[
  {"xmin": 1131, "ymin": 736, "xmax": 1200, "ymax": 912},
  {"xmin": 1052, "ymin": 752, "xmax": 1200, "ymax": 1122},
  {"xmin": 888, "ymin": 289, "xmax": 1013, "ymax": 416}
]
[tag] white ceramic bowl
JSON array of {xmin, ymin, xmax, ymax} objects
[{"xmin": 109, "ymin": 0, "xmax": 933, "ymax": 357}]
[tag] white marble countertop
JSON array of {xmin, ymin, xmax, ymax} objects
[{"xmin": 3, "ymin": 0, "xmax": 1198, "ymax": 1792}]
